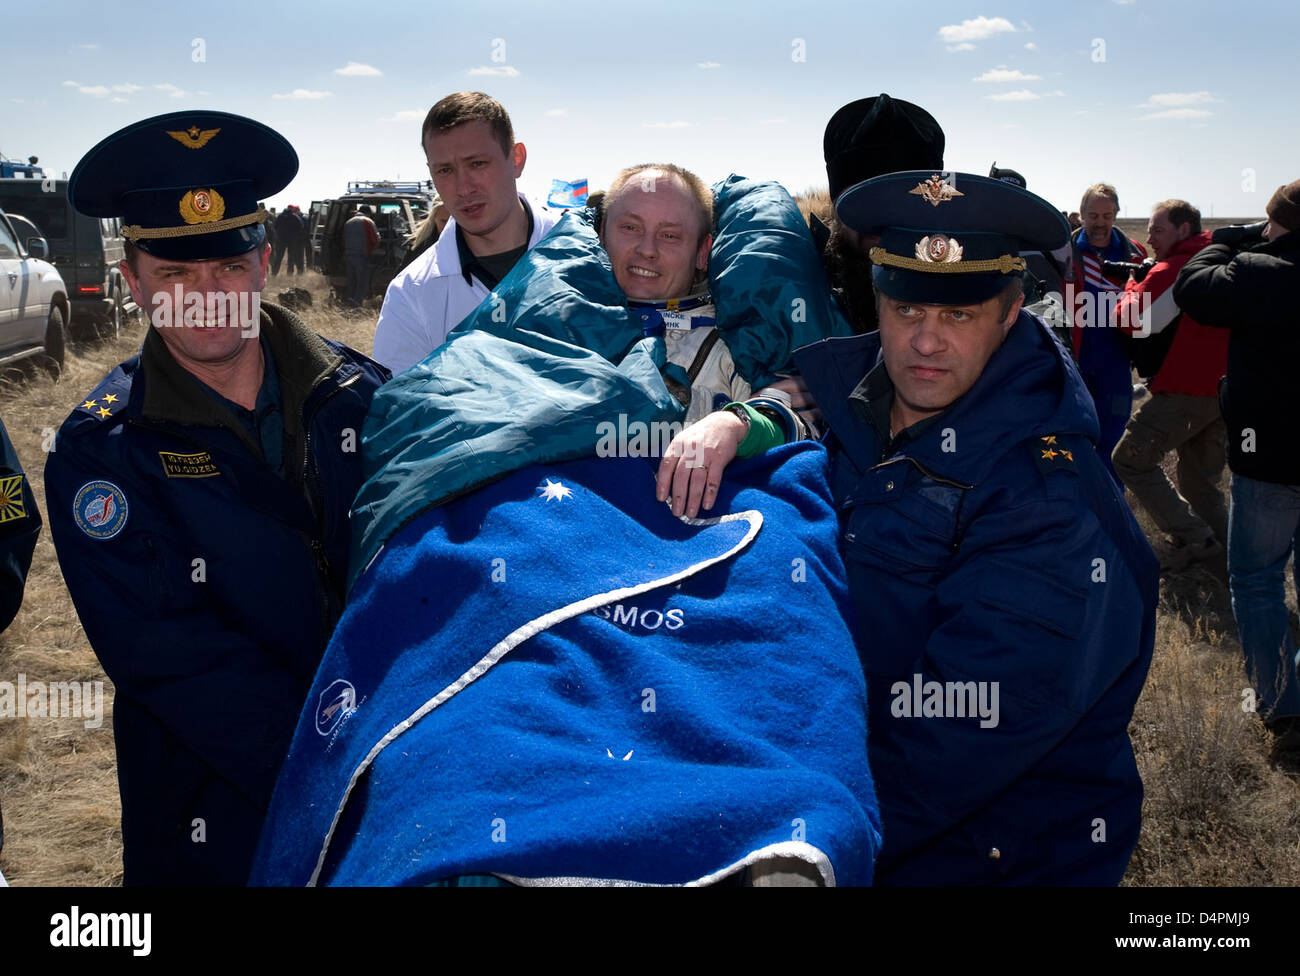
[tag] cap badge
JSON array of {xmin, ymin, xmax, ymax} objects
[
  {"xmin": 916, "ymin": 234, "xmax": 963, "ymax": 263},
  {"xmin": 166, "ymin": 126, "xmax": 221, "ymax": 149},
  {"xmin": 908, "ymin": 174, "xmax": 965, "ymax": 207},
  {"xmin": 179, "ymin": 188, "xmax": 226, "ymax": 224}
]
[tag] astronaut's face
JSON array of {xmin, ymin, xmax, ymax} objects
[{"xmin": 601, "ymin": 171, "xmax": 711, "ymax": 302}]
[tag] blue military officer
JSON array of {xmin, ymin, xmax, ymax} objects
[
  {"xmin": 44, "ymin": 111, "xmax": 389, "ymax": 885},
  {"xmin": 660, "ymin": 171, "xmax": 1158, "ymax": 884}
]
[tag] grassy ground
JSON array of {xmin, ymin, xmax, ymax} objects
[{"xmin": 1, "ymin": 248, "xmax": 1296, "ymax": 886}]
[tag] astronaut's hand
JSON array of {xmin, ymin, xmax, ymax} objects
[
  {"xmin": 769, "ymin": 374, "xmax": 821, "ymax": 428},
  {"xmin": 656, "ymin": 411, "xmax": 747, "ymax": 519}
]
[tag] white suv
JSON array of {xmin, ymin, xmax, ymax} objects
[{"xmin": 0, "ymin": 206, "xmax": 70, "ymax": 375}]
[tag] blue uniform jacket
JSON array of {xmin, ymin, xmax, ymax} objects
[
  {"xmin": 44, "ymin": 305, "xmax": 387, "ymax": 885},
  {"xmin": 794, "ymin": 312, "xmax": 1158, "ymax": 885}
]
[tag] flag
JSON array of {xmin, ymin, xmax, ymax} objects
[{"xmin": 547, "ymin": 177, "xmax": 589, "ymax": 209}]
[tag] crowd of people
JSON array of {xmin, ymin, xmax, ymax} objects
[{"xmin": 2, "ymin": 88, "xmax": 1296, "ymax": 887}]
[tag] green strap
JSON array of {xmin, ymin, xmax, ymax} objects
[{"xmin": 729, "ymin": 402, "xmax": 785, "ymax": 458}]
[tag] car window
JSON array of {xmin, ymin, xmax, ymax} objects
[
  {"xmin": 0, "ymin": 219, "xmax": 19, "ymax": 259},
  {"xmin": 0, "ymin": 194, "xmax": 67, "ymax": 237}
]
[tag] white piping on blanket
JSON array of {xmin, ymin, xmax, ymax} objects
[
  {"xmin": 495, "ymin": 840, "xmax": 836, "ymax": 887},
  {"xmin": 307, "ymin": 507, "xmax": 764, "ymax": 886}
]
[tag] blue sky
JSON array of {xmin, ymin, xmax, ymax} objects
[{"xmin": 3, "ymin": 0, "xmax": 1294, "ymax": 219}]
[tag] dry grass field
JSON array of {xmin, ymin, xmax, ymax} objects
[{"xmin": 1, "ymin": 226, "xmax": 1296, "ymax": 886}]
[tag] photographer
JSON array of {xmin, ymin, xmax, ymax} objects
[
  {"xmin": 1173, "ymin": 180, "xmax": 1300, "ymax": 751},
  {"xmin": 1112, "ymin": 200, "xmax": 1228, "ymax": 572}
]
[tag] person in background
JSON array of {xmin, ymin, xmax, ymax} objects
[
  {"xmin": 1112, "ymin": 199, "xmax": 1227, "ymax": 572},
  {"xmin": 1173, "ymin": 179, "xmax": 1300, "ymax": 754},
  {"xmin": 343, "ymin": 205, "xmax": 379, "ymax": 308}
]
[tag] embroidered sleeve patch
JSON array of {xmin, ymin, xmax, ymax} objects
[
  {"xmin": 158, "ymin": 451, "xmax": 220, "ymax": 478},
  {"xmin": 73, "ymin": 481, "xmax": 130, "ymax": 540},
  {"xmin": 0, "ymin": 475, "xmax": 28, "ymax": 523}
]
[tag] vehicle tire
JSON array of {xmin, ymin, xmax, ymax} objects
[{"xmin": 41, "ymin": 305, "xmax": 67, "ymax": 380}]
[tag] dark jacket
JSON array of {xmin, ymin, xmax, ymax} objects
[
  {"xmin": 0, "ymin": 415, "xmax": 41, "ymax": 632},
  {"xmin": 1172, "ymin": 230, "xmax": 1300, "ymax": 483},
  {"xmin": 794, "ymin": 312, "xmax": 1158, "ymax": 885},
  {"xmin": 44, "ymin": 304, "xmax": 388, "ymax": 885}
]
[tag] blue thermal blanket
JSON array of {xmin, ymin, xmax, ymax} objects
[{"xmin": 252, "ymin": 445, "xmax": 880, "ymax": 886}]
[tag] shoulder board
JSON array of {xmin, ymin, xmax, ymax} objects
[
  {"xmin": 62, "ymin": 361, "xmax": 137, "ymax": 434},
  {"xmin": 1031, "ymin": 434, "xmax": 1079, "ymax": 476}
]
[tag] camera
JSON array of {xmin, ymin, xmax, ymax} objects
[
  {"xmin": 1211, "ymin": 220, "xmax": 1267, "ymax": 249},
  {"xmin": 1102, "ymin": 258, "xmax": 1157, "ymax": 284}
]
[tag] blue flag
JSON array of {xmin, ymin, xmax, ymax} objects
[{"xmin": 547, "ymin": 177, "xmax": 589, "ymax": 209}]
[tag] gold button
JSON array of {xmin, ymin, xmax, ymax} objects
[
  {"xmin": 988, "ymin": 847, "xmax": 1001, "ymax": 859},
  {"xmin": 885, "ymin": 480, "xmax": 895, "ymax": 491}
]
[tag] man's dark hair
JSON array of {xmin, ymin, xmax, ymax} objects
[
  {"xmin": 996, "ymin": 274, "xmax": 1025, "ymax": 320},
  {"xmin": 421, "ymin": 92, "xmax": 514, "ymax": 158},
  {"xmin": 825, "ymin": 215, "xmax": 880, "ymax": 335},
  {"xmin": 1153, "ymin": 198, "xmax": 1202, "ymax": 235}
]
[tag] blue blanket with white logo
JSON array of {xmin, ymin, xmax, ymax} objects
[{"xmin": 251, "ymin": 445, "xmax": 880, "ymax": 886}]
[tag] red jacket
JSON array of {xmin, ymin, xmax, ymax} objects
[{"xmin": 1113, "ymin": 231, "xmax": 1228, "ymax": 397}]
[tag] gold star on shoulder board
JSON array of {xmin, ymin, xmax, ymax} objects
[
  {"xmin": 96, "ymin": 407, "xmax": 112, "ymax": 419},
  {"xmin": 102, "ymin": 393, "xmax": 119, "ymax": 403},
  {"xmin": 1041, "ymin": 435, "xmax": 1057, "ymax": 445},
  {"xmin": 1061, "ymin": 449, "xmax": 1074, "ymax": 462},
  {"xmin": 81, "ymin": 399, "xmax": 97, "ymax": 410},
  {"xmin": 1041, "ymin": 448, "xmax": 1058, "ymax": 460}
]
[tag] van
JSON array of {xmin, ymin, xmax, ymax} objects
[{"xmin": 0, "ymin": 178, "xmax": 136, "ymax": 339}]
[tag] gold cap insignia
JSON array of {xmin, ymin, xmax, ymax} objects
[
  {"xmin": 915, "ymin": 234, "xmax": 963, "ymax": 263},
  {"xmin": 166, "ymin": 126, "xmax": 221, "ymax": 149},
  {"xmin": 908, "ymin": 174, "xmax": 965, "ymax": 207},
  {"xmin": 179, "ymin": 188, "xmax": 226, "ymax": 225}
]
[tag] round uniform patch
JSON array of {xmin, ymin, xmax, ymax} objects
[{"xmin": 72, "ymin": 480, "xmax": 129, "ymax": 540}]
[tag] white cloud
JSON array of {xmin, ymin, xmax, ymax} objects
[
  {"xmin": 154, "ymin": 83, "xmax": 187, "ymax": 98},
  {"xmin": 113, "ymin": 83, "xmax": 143, "ymax": 94},
  {"xmin": 973, "ymin": 67, "xmax": 1040, "ymax": 82},
  {"xmin": 938, "ymin": 16, "xmax": 1017, "ymax": 43},
  {"xmin": 467, "ymin": 65, "xmax": 520, "ymax": 77},
  {"xmin": 334, "ymin": 61, "xmax": 381, "ymax": 76},
  {"xmin": 1044, "ymin": 89, "xmax": 1066, "ymax": 97},
  {"xmin": 75, "ymin": 43, "xmax": 98, "ymax": 50},
  {"xmin": 63, "ymin": 80, "xmax": 110, "ymax": 97},
  {"xmin": 698, "ymin": 61, "xmax": 721, "ymax": 69},
  {"xmin": 1024, "ymin": 42, "xmax": 1037, "ymax": 50},
  {"xmin": 380, "ymin": 109, "xmax": 425, "ymax": 122},
  {"xmin": 1136, "ymin": 108, "xmax": 1213, "ymax": 120},
  {"xmin": 111, "ymin": 97, "xmax": 127, "ymax": 103},
  {"xmin": 544, "ymin": 108, "xmax": 567, "ymax": 117},
  {"xmin": 946, "ymin": 43, "xmax": 976, "ymax": 52},
  {"xmin": 272, "ymin": 88, "xmax": 333, "ymax": 100},
  {"xmin": 642, "ymin": 120, "xmax": 692, "ymax": 129},
  {"xmin": 984, "ymin": 89, "xmax": 1040, "ymax": 101},
  {"xmin": 1141, "ymin": 91, "xmax": 1217, "ymax": 107}
]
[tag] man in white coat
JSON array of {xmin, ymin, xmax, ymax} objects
[{"xmin": 372, "ymin": 92, "xmax": 557, "ymax": 375}]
